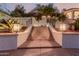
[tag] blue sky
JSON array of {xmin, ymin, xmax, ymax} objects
[
  {"xmin": 0, "ymin": 3, "xmax": 79, "ymax": 13},
  {"xmin": 0, "ymin": 3, "xmax": 48, "ymax": 13}
]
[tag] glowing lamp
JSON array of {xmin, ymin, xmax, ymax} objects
[
  {"xmin": 42, "ymin": 15, "xmax": 46, "ymax": 19},
  {"xmin": 13, "ymin": 24, "xmax": 21, "ymax": 32},
  {"xmin": 47, "ymin": 15, "xmax": 51, "ymax": 19},
  {"xmin": 59, "ymin": 23, "xmax": 68, "ymax": 31}
]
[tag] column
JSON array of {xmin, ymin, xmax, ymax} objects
[{"xmin": 72, "ymin": 10, "xmax": 75, "ymax": 20}]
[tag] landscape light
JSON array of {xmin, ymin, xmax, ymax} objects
[
  {"xmin": 13, "ymin": 24, "xmax": 21, "ymax": 32},
  {"xmin": 42, "ymin": 15, "xmax": 46, "ymax": 19},
  {"xmin": 47, "ymin": 15, "xmax": 51, "ymax": 19},
  {"xmin": 59, "ymin": 23, "xmax": 68, "ymax": 31}
]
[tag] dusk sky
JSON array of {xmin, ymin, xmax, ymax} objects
[{"xmin": 0, "ymin": 3, "xmax": 79, "ymax": 13}]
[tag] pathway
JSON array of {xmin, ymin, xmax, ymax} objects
[
  {"xmin": 1, "ymin": 48, "xmax": 79, "ymax": 56},
  {"xmin": 19, "ymin": 26, "xmax": 60, "ymax": 48}
]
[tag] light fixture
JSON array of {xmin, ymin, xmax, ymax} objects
[
  {"xmin": 13, "ymin": 24, "xmax": 21, "ymax": 32},
  {"xmin": 41, "ymin": 15, "xmax": 46, "ymax": 19},
  {"xmin": 47, "ymin": 15, "xmax": 51, "ymax": 19},
  {"xmin": 59, "ymin": 23, "xmax": 69, "ymax": 31},
  {"xmin": 47, "ymin": 15, "xmax": 51, "ymax": 23}
]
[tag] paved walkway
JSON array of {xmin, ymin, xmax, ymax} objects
[
  {"xmin": 1, "ymin": 48, "xmax": 79, "ymax": 56},
  {"xmin": 19, "ymin": 26, "xmax": 60, "ymax": 48}
]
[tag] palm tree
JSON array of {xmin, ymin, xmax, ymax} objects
[
  {"xmin": 10, "ymin": 5, "xmax": 26, "ymax": 17},
  {"xmin": 58, "ymin": 13, "xmax": 67, "ymax": 22},
  {"xmin": 35, "ymin": 4, "xmax": 56, "ymax": 16},
  {"xmin": 30, "ymin": 4, "xmax": 59, "ymax": 21},
  {"xmin": 29, "ymin": 3, "xmax": 67, "ymax": 26},
  {"xmin": 58, "ymin": 9, "xmax": 67, "ymax": 22}
]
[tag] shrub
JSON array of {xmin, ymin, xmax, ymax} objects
[
  {"xmin": 74, "ymin": 18, "xmax": 79, "ymax": 31},
  {"xmin": 0, "ymin": 18, "xmax": 16, "ymax": 32}
]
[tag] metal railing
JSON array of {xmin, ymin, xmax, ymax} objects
[{"xmin": 12, "ymin": 17, "xmax": 32, "ymax": 27}]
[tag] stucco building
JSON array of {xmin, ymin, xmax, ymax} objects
[{"xmin": 64, "ymin": 8, "xmax": 79, "ymax": 20}]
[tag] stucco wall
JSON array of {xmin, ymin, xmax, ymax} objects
[
  {"xmin": 0, "ymin": 26, "xmax": 32, "ymax": 51},
  {"xmin": 63, "ymin": 32, "xmax": 79, "ymax": 48},
  {"xmin": 0, "ymin": 34, "xmax": 17, "ymax": 50},
  {"xmin": 49, "ymin": 25, "xmax": 62, "ymax": 46},
  {"xmin": 17, "ymin": 26, "xmax": 32, "ymax": 47},
  {"xmin": 49, "ymin": 25, "xmax": 79, "ymax": 48}
]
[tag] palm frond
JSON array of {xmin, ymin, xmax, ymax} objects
[
  {"xmin": 0, "ymin": 26, "xmax": 5, "ymax": 29},
  {"xmin": 0, "ymin": 23, "xmax": 9, "ymax": 29}
]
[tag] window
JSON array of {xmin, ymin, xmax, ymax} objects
[
  {"xmin": 74, "ymin": 11, "xmax": 79, "ymax": 19},
  {"xmin": 66, "ymin": 12, "xmax": 72, "ymax": 19}
]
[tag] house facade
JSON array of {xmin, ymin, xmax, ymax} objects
[{"xmin": 64, "ymin": 8, "xmax": 79, "ymax": 20}]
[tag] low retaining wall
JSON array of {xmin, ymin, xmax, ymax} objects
[
  {"xmin": 49, "ymin": 25, "xmax": 79, "ymax": 48},
  {"xmin": 17, "ymin": 26, "xmax": 32, "ymax": 47},
  {"xmin": 62, "ymin": 32, "xmax": 79, "ymax": 48},
  {"xmin": 0, "ymin": 34, "xmax": 17, "ymax": 51},
  {"xmin": 0, "ymin": 26, "xmax": 32, "ymax": 51},
  {"xmin": 49, "ymin": 25, "xmax": 62, "ymax": 46}
]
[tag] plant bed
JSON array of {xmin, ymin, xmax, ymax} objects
[
  {"xmin": 0, "ymin": 26, "xmax": 27, "ymax": 33},
  {"xmin": 20, "ymin": 26, "xmax": 27, "ymax": 32},
  {"xmin": 49, "ymin": 25, "xmax": 79, "ymax": 48},
  {"xmin": 55, "ymin": 29, "xmax": 79, "ymax": 32},
  {"xmin": 0, "ymin": 29, "xmax": 11, "ymax": 33}
]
